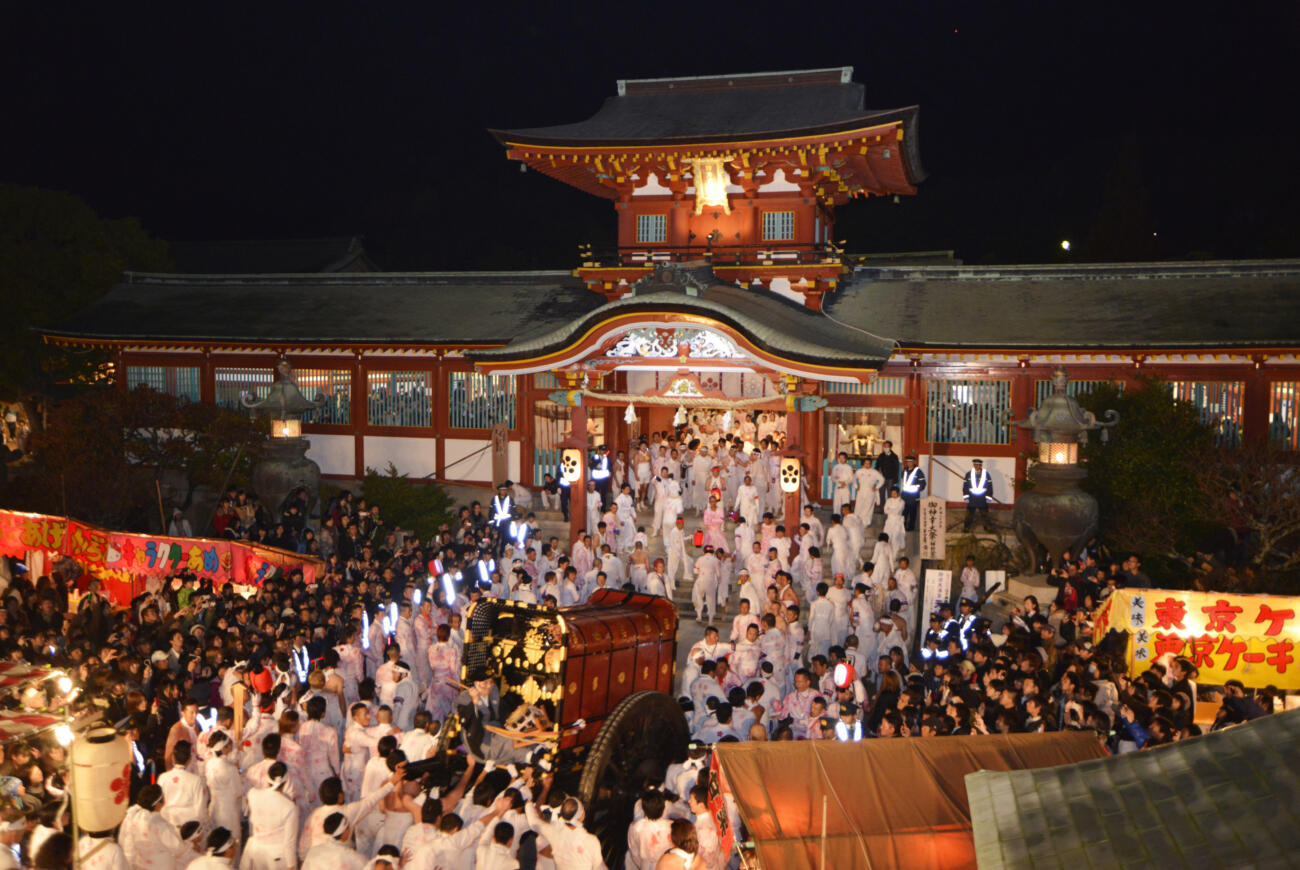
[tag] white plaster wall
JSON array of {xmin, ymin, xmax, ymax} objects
[
  {"xmin": 633, "ymin": 172, "xmax": 671, "ymax": 196},
  {"xmin": 304, "ymin": 434, "xmax": 355, "ymax": 476},
  {"xmin": 916, "ymin": 454, "xmax": 1016, "ymax": 506},
  {"xmin": 759, "ymin": 168, "xmax": 802, "ymax": 192},
  {"xmin": 766, "ymin": 277, "xmax": 808, "ymax": 305},
  {"xmin": 363, "ymin": 436, "xmax": 437, "ymax": 478},
  {"xmin": 444, "ymin": 438, "xmax": 518, "ymax": 483}
]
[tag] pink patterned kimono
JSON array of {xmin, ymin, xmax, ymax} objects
[
  {"xmin": 703, "ymin": 505, "xmax": 727, "ymax": 551},
  {"xmin": 425, "ymin": 641, "xmax": 462, "ymax": 721}
]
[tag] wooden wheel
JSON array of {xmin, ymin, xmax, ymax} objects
[{"xmin": 578, "ymin": 690, "xmax": 689, "ymax": 868}]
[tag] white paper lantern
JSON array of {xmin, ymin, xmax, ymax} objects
[
  {"xmin": 779, "ymin": 457, "xmax": 802, "ymax": 493},
  {"xmin": 70, "ymin": 727, "xmax": 132, "ymax": 833},
  {"xmin": 560, "ymin": 448, "xmax": 584, "ymax": 484}
]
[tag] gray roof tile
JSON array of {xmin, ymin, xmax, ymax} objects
[
  {"xmin": 45, "ymin": 271, "xmax": 601, "ymax": 346},
  {"xmin": 966, "ymin": 709, "xmax": 1300, "ymax": 869},
  {"xmin": 831, "ymin": 260, "xmax": 1300, "ymax": 350}
]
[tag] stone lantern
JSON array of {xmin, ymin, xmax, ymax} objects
[
  {"xmin": 242, "ymin": 358, "xmax": 326, "ymax": 522},
  {"xmin": 1012, "ymin": 367, "xmax": 1118, "ymax": 569}
]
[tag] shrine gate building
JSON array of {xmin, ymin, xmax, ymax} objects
[{"xmin": 44, "ymin": 68, "xmax": 1300, "ymax": 514}]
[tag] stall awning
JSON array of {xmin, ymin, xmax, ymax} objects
[{"xmin": 713, "ymin": 733, "xmax": 1107, "ymax": 870}]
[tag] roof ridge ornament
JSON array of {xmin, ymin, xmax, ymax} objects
[
  {"xmin": 1013, "ymin": 366, "xmax": 1119, "ymax": 448},
  {"xmin": 241, "ymin": 357, "xmax": 327, "ymax": 418},
  {"xmin": 630, "ymin": 262, "xmax": 712, "ymax": 297}
]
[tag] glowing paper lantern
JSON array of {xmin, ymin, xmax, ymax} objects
[
  {"xmin": 691, "ymin": 156, "xmax": 732, "ymax": 215},
  {"xmin": 779, "ymin": 457, "xmax": 801, "ymax": 493},
  {"xmin": 560, "ymin": 448, "xmax": 584, "ymax": 484},
  {"xmin": 833, "ymin": 662, "xmax": 856, "ymax": 689},
  {"xmin": 70, "ymin": 727, "xmax": 132, "ymax": 834}
]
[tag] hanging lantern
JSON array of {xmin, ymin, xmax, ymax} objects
[
  {"xmin": 70, "ymin": 727, "xmax": 132, "ymax": 834},
  {"xmin": 673, "ymin": 406, "xmax": 687, "ymax": 427},
  {"xmin": 624, "ymin": 402, "xmax": 637, "ymax": 424},
  {"xmin": 690, "ymin": 156, "xmax": 733, "ymax": 215},
  {"xmin": 833, "ymin": 662, "xmax": 857, "ymax": 689},
  {"xmin": 560, "ymin": 448, "xmax": 584, "ymax": 484},
  {"xmin": 779, "ymin": 457, "xmax": 801, "ymax": 493}
]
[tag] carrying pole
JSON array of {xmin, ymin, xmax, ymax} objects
[{"xmin": 819, "ymin": 794, "xmax": 828, "ymax": 870}]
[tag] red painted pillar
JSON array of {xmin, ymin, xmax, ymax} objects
[
  {"xmin": 782, "ymin": 404, "xmax": 803, "ymax": 527},
  {"xmin": 1243, "ymin": 361, "xmax": 1269, "ymax": 446},
  {"xmin": 567, "ymin": 404, "xmax": 588, "ymax": 547}
]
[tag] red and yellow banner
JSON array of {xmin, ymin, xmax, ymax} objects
[
  {"xmin": 1095, "ymin": 587, "xmax": 1300, "ymax": 690},
  {"xmin": 0, "ymin": 510, "xmax": 321, "ymax": 604}
]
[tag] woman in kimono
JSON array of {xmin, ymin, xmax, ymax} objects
[
  {"xmin": 882, "ymin": 486, "xmax": 906, "ymax": 554},
  {"xmin": 702, "ymin": 495, "xmax": 728, "ymax": 551}
]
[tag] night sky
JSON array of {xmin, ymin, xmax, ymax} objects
[{"xmin": 4, "ymin": 2, "xmax": 1298, "ymax": 269}]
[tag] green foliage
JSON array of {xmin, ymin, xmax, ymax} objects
[
  {"xmin": 1, "ymin": 386, "xmax": 265, "ymax": 530},
  {"xmin": 0, "ymin": 185, "xmax": 170, "ymax": 402},
  {"xmin": 360, "ymin": 463, "xmax": 453, "ymax": 540},
  {"xmin": 1077, "ymin": 378, "xmax": 1215, "ymax": 556}
]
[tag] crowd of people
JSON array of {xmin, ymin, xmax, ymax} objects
[{"xmin": 0, "ymin": 411, "xmax": 1286, "ymax": 870}]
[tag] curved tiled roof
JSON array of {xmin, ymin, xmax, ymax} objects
[
  {"xmin": 472, "ymin": 266, "xmax": 896, "ymax": 367},
  {"xmin": 492, "ymin": 67, "xmax": 925, "ymax": 182}
]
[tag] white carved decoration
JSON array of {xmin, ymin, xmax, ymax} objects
[
  {"xmin": 687, "ymin": 330, "xmax": 743, "ymax": 359},
  {"xmin": 606, "ymin": 329, "xmax": 678, "ymax": 358},
  {"xmin": 605, "ymin": 328, "xmax": 743, "ymax": 360},
  {"xmin": 665, "ymin": 377, "xmax": 704, "ymax": 398}
]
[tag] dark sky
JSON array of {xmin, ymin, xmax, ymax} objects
[{"xmin": 3, "ymin": 2, "xmax": 1298, "ymax": 269}]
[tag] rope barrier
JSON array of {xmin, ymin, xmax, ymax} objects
[{"xmin": 577, "ymin": 389, "xmax": 776, "ymax": 409}]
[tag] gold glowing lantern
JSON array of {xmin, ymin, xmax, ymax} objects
[
  {"xmin": 779, "ymin": 457, "xmax": 801, "ymax": 493},
  {"xmin": 273, "ymin": 419, "xmax": 302, "ymax": 439},
  {"xmin": 690, "ymin": 156, "xmax": 732, "ymax": 216},
  {"xmin": 1038, "ymin": 441, "xmax": 1078, "ymax": 465},
  {"xmin": 560, "ymin": 447, "xmax": 584, "ymax": 484}
]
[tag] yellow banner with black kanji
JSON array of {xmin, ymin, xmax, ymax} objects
[{"xmin": 1094, "ymin": 588, "xmax": 1300, "ymax": 690}]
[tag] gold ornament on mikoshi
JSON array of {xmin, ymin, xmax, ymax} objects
[
  {"xmin": 779, "ymin": 457, "xmax": 802, "ymax": 493},
  {"xmin": 560, "ymin": 448, "xmax": 584, "ymax": 484}
]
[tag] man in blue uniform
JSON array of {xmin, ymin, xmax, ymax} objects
[
  {"xmin": 589, "ymin": 444, "xmax": 612, "ymax": 509},
  {"xmin": 899, "ymin": 454, "xmax": 926, "ymax": 531},
  {"xmin": 962, "ymin": 458, "xmax": 993, "ymax": 532}
]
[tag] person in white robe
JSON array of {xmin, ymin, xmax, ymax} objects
[
  {"xmin": 828, "ymin": 454, "xmax": 855, "ymax": 515},
  {"xmin": 853, "ymin": 461, "xmax": 884, "ymax": 524}
]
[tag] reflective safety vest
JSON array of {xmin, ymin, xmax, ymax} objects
[
  {"xmin": 591, "ymin": 455, "xmax": 611, "ymax": 480},
  {"xmin": 968, "ymin": 469, "xmax": 988, "ymax": 496},
  {"xmin": 492, "ymin": 495, "xmax": 513, "ymax": 523},
  {"xmin": 902, "ymin": 468, "xmax": 922, "ymax": 494},
  {"xmin": 834, "ymin": 720, "xmax": 863, "ymax": 742}
]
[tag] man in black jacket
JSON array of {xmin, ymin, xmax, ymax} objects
[{"xmin": 874, "ymin": 441, "xmax": 900, "ymax": 499}]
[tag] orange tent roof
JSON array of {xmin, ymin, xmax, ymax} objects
[{"xmin": 714, "ymin": 733, "xmax": 1107, "ymax": 870}]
